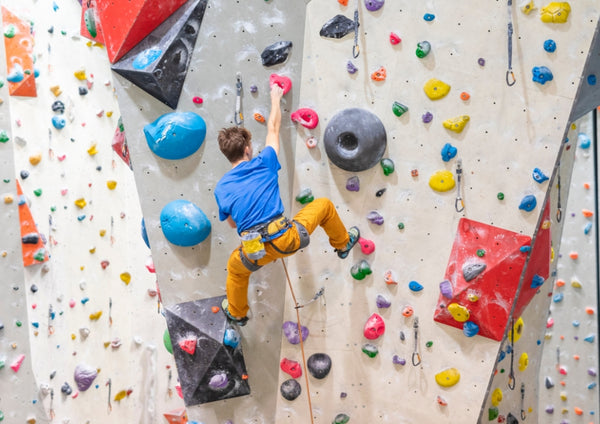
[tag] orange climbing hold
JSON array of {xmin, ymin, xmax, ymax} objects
[
  {"xmin": 569, "ymin": 251, "xmax": 578, "ymax": 260},
  {"xmin": 582, "ymin": 209, "xmax": 594, "ymax": 217},
  {"xmin": 574, "ymin": 407, "xmax": 583, "ymax": 415},
  {"xmin": 585, "ymin": 307, "xmax": 595, "ymax": 315},
  {"xmin": 211, "ymin": 306, "xmax": 220, "ymax": 313},
  {"xmin": 163, "ymin": 407, "xmax": 188, "ymax": 424},
  {"xmin": 16, "ymin": 181, "xmax": 49, "ymax": 266},
  {"xmin": 338, "ymin": 0, "xmax": 349, "ymax": 5},
  {"xmin": 2, "ymin": 7, "xmax": 37, "ymax": 97},
  {"xmin": 254, "ymin": 112, "xmax": 266, "ymax": 123},
  {"xmin": 371, "ymin": 66, "xmax": 387, "ymax": 81},
  {"xmin": 583, "ymin": 182, "xmax": 591, "ymax": 189},
  {"xmin": 555, "ymin": 279, "xmax": 565, "ymax": 287},
  {"xmin": 460, "ymin": 92, "xmax": 470, "ymax": 101}
]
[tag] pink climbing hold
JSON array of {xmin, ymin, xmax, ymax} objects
[
  {"xmin": 179, "ymin": 337, "xmax": 197, "ymax": 355},
  {"xmin": 269, "ymin": 73, "xmax": 292, "ymax": 95},
  {"xmin": 11, "ymin": 354, "xmax": 25, "ymax": 372},
  {"xmin": 363, "ymin": 313, "xmax": 385, "ymax": 340},
  {"xmin": 389, "ymin": 32, "xmax": 401, "ymax": 45},
  {"xmin": 358, "ymin": 237, "xmax": 375, "ymax": 254},
  {"xmin": 280, "ymin": 358, "xmax": 302, "ymax": 378},
  {"xmin": 291, "ymin": 108, "xmax": 319, "ymax": 129}
]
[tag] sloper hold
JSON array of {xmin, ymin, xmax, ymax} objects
[
  {"xmin": 433, "ymin": 218, "xmax": 532, "ymax": 341},
  {"xmin": 164, "ymin": 295, "xmax": 250, "ymax": 406},
  {"xmin": 111, "ymin": 0, "xmax": 207, "ymax": 109},
  {"xmin": 261, "ymin": 40, "xmax": 293, "ymax": 67},
  {"xmin": 2, "ymin": 7, "xmax": 37, "ymax": 97},
  {"xmin": 319, "ymin": 14, "xmax": 356, "ymax": 39}
]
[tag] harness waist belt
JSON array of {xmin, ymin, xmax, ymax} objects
[{"xmin": 241, "ymin": 216, "xmax": 291, "ymax": 241}]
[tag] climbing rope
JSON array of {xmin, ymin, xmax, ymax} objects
[
  {"xmin": 506, "ymin": 0, "xmax": 516, "ymax": 86},
  {"xmin": 352, "ymin": 0, "xmax": 360, "ymax": 58},
  {"xmin": 234, "ymin": 72, "xmax": 244, "ymax": 126},
  {"xmin": 281, "ymin": 259, "xmax": 315, "ymax": 424}
]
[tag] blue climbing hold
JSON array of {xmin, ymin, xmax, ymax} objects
[
  {"xmin": 519, "ymin": 194, "xmax": 537, "ymax": 212},
  {"xmin": 441, "ymin": 143, "xmax": 457, "ymax": 162},
  {"xmin": 498, "ymin": 350, "xmax": 506, "ymax": 362},
  {"xmin": 584, "ymin": 334, "xmax": 595, "ymax": 343},
  {"xmin": 224, "ymin": 328, "xmax": 240, "ymax": 348},
  {"xmin": 578, "ymin": 132, "xmax": 591, "ymax": 149},
  {"xmin": 6, "ymin": 64, "xmax": 24, "ymax": 83},
  {"xmin": 160, "ymin": 199, "xmax": 211, "ymax": 246},
  {"xmin": 52, "ymin": 115, "xmax": 66, "ymax": 130},
  {"xmin": 588, "ymin": 74, "xmax": 597, "ymax": 86},
  {"xmin": 144, "ymin": 112, "xmax": 206, "ymax": 160},
  {"xmin": 572, "ymin": 320, "xmax": 580, "ymax": 327},
  {"xmin": 584, "ymin": 222, "xmax": 593, "ymax": 235},
  {"xmin": 520, "ymin": 245, "xmax": 531, "ymax": 253},
  {"xmin": 141, "ymin": 218, "xmax": 150, "ymax": 248},
  {"xmin": 531, "ymin": 274, "xmax": 545, "ymax": 288},
  {"xmin": 553, "ymin": 292, "xmax": 564, "ymax": 302},
  {"xmin": 133, "ymin": 48, "xmax": 162, "ymax": 70},
  {"xmin": 543, "ymin": 39, "xmax": 556, "ymax": 53},
  {"xmin": 532, "ymin": 167, "xmax": 549, "ymax": 183},
  {"xmin": 408, "ymin": 281, "xmax": 424, "ymax": 292},
  {"xmin": 532, "ymin": 66, "xmax": 553, "ymax": 85},
  {"xmin": 423, "ymin": 13, "xmax": 435, "ymax": 21},
  {"xmin": 463, "ymin": 321, "xmax": 479, "ymax": 337}
]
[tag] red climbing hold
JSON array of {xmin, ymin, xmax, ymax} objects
[
  {"xmin": 363, "ymin": 313, "xmax": 385, "ymax": 340},
  {"xmin": 389, "ymin": 32, "xmax": 401, "ymax": 45},
  {"xmin": 358, "ymin": 237, "xmax": 375, "ymax": 255},
  {"xmin": 11, "ymin": 354, "xmax": 25, "ymax": 372},
  {"xmin": 179, "ymin": 337, "xmax": 197, "ymax": 355},
  {"xmin": 291, "ymin": 108, "xmax": 319, "ymax": 129},
  {"xmin": 269, "ymin": 73, "xmax": 292, "ymax": 95},
  {"xmin": 280, "ymin": 358, "xmax": 302, "ymax": 378}
]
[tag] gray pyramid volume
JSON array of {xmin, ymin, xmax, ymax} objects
[
  {"xmin": 164, "ymin": 295, "xmax": 251, "ymax": 406},
  {"xmin": 111, "ymin": 0, "xmax": 207, "ymax": 109}
]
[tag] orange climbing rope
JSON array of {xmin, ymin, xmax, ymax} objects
[{"xmin": 280, "ymin": 259, "xmax": 315, "ymax": 424}]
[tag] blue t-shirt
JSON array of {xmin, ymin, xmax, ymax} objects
[{"xmin": 214, "ymin": 146, "xmax": 284, "ymax": 234}]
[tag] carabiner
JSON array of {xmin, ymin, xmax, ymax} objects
[{"xmin": 506, "ymin": 70, "xmax": 516, "ymax": 86}]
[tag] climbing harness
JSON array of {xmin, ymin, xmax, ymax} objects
[
  {"xmin": 556, "ymin": 169, "xmax": 562, "ymax": 222},
  {"xmin": 506, "ymin": 0, "xmax": 516, "ymax": 86},
  {"xmin": 352, "ymin": 0, "xmax": 360, "ymax": 58},
  {"xmin": 412, "ymin": 317, "xmax": 422, "ymax": 366},
  {"xmin": 520, "ymin": 382, "xmax": 527, "ymax": 420},
  {"xmin": 295, "ymin": 287, "xmax": 325, "ymax": 309},
  {"xmin": 234, "ymin": 72, "xmax": 244, "ymax": 126},
  {"xmin": 507, "ymin": 318, "xmax": 516, "ymax": 390},
  {"xmin": 281, "ymin": 259, "xmax": 315, "ymax": 424},
  {"xmin": 455, "ymin": 158, "xmax": 465, "ymax": 213}
]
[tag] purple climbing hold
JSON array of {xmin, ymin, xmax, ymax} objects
[
  {"xmin": 392, "ymin": 355, "xmax": 406, "ymax": 365},
  {"xmin": 208, "ymin": 373, "xmax": 229, "ymax": 390},
  {"xmin": 545, "ymin": 405, "xmax": 554, "ymax": 414},
  {"xmin": 439, "ymin": 279, "xmax": 453, "ymax": 298},
  {"xmin": 282, "ymin": 321, "xmax": 309, "ymax": 344},
  {"xmin": 346, "ymin": 176, "xmax": 360, "ymax": 191},
  {"xmin": 376, "ymin": 294, "xmax": 391, "ymax": 308},
  {"xmin": 347, "ymin": 60, "xmax": 358, "ymax": 74},
  {"xmin": 364, "ymin": 0, "xmax": 384, "ymax": 11},
  {"xmin": 73, "ymin": 363, "xmax": 98, "ymax": 391},
  {"xmin": 422, "ymin": 111, "xmax": 433, "ymax": 123},
  {"xmin": 478, "ymin": 58, "xmax": 486, "ymax": 66},
  {"xmin": 367, "ymin": 210, "xmax": 384, "ymax": 225}
]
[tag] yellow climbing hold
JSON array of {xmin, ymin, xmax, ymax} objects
[
  {"xmin": 74, "ymin": 69, "xmax": 87, "ymax": 80},
  {"xmin": 106, "ymin": 180, "xmax": 117, "ymax": 190},
  {"xmin": 71, "ymin": 333, "xmax": 76, "ymax": 340},
  {"xmin": 89, "ymin": 247, "xmax": 96, "ymax": 254},
  {"xmin": 448, "ymin": 303, "xmax": 470, "ymax": 322},
  {"xmin": 518, "ymin": 352, "xmax": 529, "ymax": 371},
  {"xmin": 4, "ymin": 194, "xmax": 14, "ymax": 204},
  {"xmin": 508, "ymin": 316, "xmax": 524, "ymax": 343},
  {"xmin": 89, "ymin": 311, "xmax": 103, "ymax": 320},
  {"xmin": 120, "ymin": 272, "xmax": 131, "ymax": 285},
  {"xmin": 106, "ymin": 111, "xmax": 113, "ymax": 117},
  {"xmin": 423, "ymin": 78, "xmax": 451, "ymax": 100},
  {"xmin": 560, "ymin": 391, "xmax": 567, "ymax": 401},
  {"xmin": 467, "ymin": 291, "xmax": 480, "ymax": 302},
  {"xmin": 74, "ymin": 198, "xmax": 87, "ymax": 209},
  {"xmin": 521, "ymin": 0, "xmax": 535, "ymax": 13},
  {"xmin": 99, "ymin": 229, "xmax": 106, "ymax": 237},
  {"xmin": 429, "ymin": 170, "xmax": 456, "ymax": 192},
  {"xmin": 541, "ymin": 220, "xmax": 551, "ymax": 229},
  {"xmin": 87, "ymin": 144, "xmax": 98, "ymax": 156},
  {"xmin": 551, "ymin": 247, "xmax": 555, "ymax": 262},
  {"xmin": 50, "ymin": 85, "xmax": 62, "ymax": 97},
  {"xmin": 540, "ymin": 2, "xmax": 571, "ymax": 23},
  {"xmin": 103, "ymin": 341, "xmax": 111, "ymax": 348},
  {"xmin": 491, "ymin": 387, "xmax": 503, "ymax": 406},
  {"xmin": 114, "ymin": 390, "xmax": 128, "ymax": 401},
  {"xmin": 29, "ymin": 154, "xmax": 42, "ymax": 165},
  {"xmin": 443, "ymin": 115, "xmax": 470, "ymax": 133},
  {"xmin": 435, "ymin": 367, "xmax": 461, "ymax": 387},
  {"xmin": 571, "ymin": 280, "xmax": 582, "ymax": 288}
]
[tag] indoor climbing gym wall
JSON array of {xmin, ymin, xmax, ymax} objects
[{"xmin": 0, "ymin": 1, "xmax": 599, "ymax": 424}]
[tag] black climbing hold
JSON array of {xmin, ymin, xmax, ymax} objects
[
  {"xmin": 20, "ymin": 170, "xmax": 29, "ymax": 180},
  {"xmin": 61, "ymin": 382, "xmax": 73, "ymax": 395},
  {"xmin": 323, "ymin": 108, "xmax": 387, "ymax": 172},
  {"xmin": 30, "ymin": 284, "xmax": 38, "ymax": 293},
  {"xmin": 50, "ymin": 370, "xmax": 56, "ymax": 379},
  {"xmin": 111, "ymin": 0, "xmax": 207, "ymax": 109},
  {"xmin": 96, "ymin": 166, "xmax": 102, "ymax": 171},
  {"xmin": 463, "ymin": 262, "xmax": 486, "ymax": 282},
  {"xmin": 22, "ymin": 233, "xmax": 40, "ymax": 244},
  {"xmin": 0, "ymin": 321, "xmax": 4, "ymax": 330},
  {"xmin": 307, "ymin": 353, "xmax": 332, "ymax": 379},
  {"xmin": 280, "ymin": 379, "xmax": 301, "ymax": 401},
  {"xmin": 48, "ymin": 26, "xmax": 54, "ymax": 34},
  {"xmin": 51, "ymin": 100, "xmax": 65, "ymax": 113},
  {"xmin": 506, "ymin": 413, "xmax": 519, "ymax": 424},
  {"xmin": 79, "ymin": 87, "xmax": 88, "ymax": 96},
  {"xmin": 164, "ymin": 295, "xmax": 250, "ymax": 406},
  {"xmin": 545, "ymin": 376, "xmax": 554, "ymax": 389},
  {"xmin": 319, "ymin": 15, "xmax": 357, "ymax": 39},
  {"xmin": 260, "ymin": 40, "xmax": 293, "ymax": 67},
  {"xmin": 375, "ymin": 188, "xmax": 386, "ymax": 197}
]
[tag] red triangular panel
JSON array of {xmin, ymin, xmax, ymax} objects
[
  {"xmin": 433, "ymin": 218, "xmax": 532, "ymax": 341},
  {"xmin": 2, "ymin": 7, "xmax": 37, "ymax": 97},
  {"xmin": 80, "ymin": 1, "xmax": 106, "ymax": 45},
  {"xmin": 16, "ymin": 181, "xmax": 48, "ymax": 266}
]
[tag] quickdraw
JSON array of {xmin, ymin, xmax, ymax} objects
[
  {"xmin": 234, "ymin": 72, "xmax": 244, "ymax": 126},
  {"xmin": 506, "ymin": 0, "xmax": 516, "ymax": 86},
  {"xmin": 412, "ymin": 317, "xmax": 422, "ymax": 366},
  {"xmin": 295, "ymin": 287, "xmax": 325, "ymax": 309},
  {"xmin": 507, "ymin": 318, "xmax": 516, "ymax": 390},
  {"xmin": 352, "ymin": 0, "xmax": 360, "ymax": 58},
  {"xmin": 455, "ymin": 159, "xmax": 465, "ymax": 213},
  {"xmin": 556, "ymin": 169, "xmax": 562, "ymax": 222},
  {"xmin": 520, "ymin": 382, "xmax": 527, "ymax": 420}
]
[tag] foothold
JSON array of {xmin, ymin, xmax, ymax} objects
[
  {"xmin": 441, "ymin": 143, "xmax": 457, "ymax": 162},
  {"xmin": 491, "ymin": 387, "xmax": 503, "ymax": 406},
  {"xmin": 518, "ymin": 352, "xmax": 529, "ymax": 371},
  {"xmin": 519, "ymin": 194, "xmax": 537, "ymax": 212},
  {"xmin": 10, "ymin": 354, "xmax": 25, "ymax": 372},
  {"xmin": 540, "ymin": 2, "xmax": 571, "ymax": 23},
  {"xmin": 305, "ymin": 136, "xmax": 318, "ymax": 149},
  {"xmin": 269, "ymin": 74, "xmax": 292, "ymax": 95},
  {"xmin": 291, "ymin": 108, "xmax": 319, "ymax": 129},
  {"xmin": 333, "ymin": 413, "xmax": 350, "ymax": 424},
  {"xmin": 443, "ymin": 115, "xmax": 470, "ymax": 133},
  {"xmin": 282, "ymin": 321, "xmax": 309, "ymax": 345},
  {"xmin": 295, "ymin": 188, "xmax": 314, "ymax": 205},
  {"xmin": 106, "ymin": 180, "xmax": 117, "ymax": 190},
  {"xmin": 463, "ymin": 263, "xmax": 486, "ymax": 281},
  {"xmin": 160, "ymin": 200, "xmax": 211, "ymax": 246},
  {"xmin": 423, "ymin": 13, "xmax": 435, "ymax": 21},
  {"xmin": 463, "ymin": 321, "xmax": 479, "ymax": 337},
  {"xmin": 497, "ymin": 192, "xmax": 505, "ymax": 200},
  {"xmin": 436, "ymin": 395, "xmax": 447, "ymax": 406},
  {"xmin": 143, "ymin": 112, "xmax": 206, "ymax": 160},
  {"xmin": 361, "ymin": 343, "xmax": 379, "ymax": 357},
  {"xmin": 423, "ymin": 78, "xmax": 451, "ymax": 100},
  {"xmin": 422, "ymin": 112, "xmax": 433, "ymax": 123},
  {"xmin": 192, "ymin": 96, "xmax": 203, "ymax": 104},
  {"xmin": 363, "ymin": 313, "xmax": 386, "ymax": 340},
  {"xmin": 280, "ymin": 358, "xmax": 302, "ymax": 379},
  {"xmin": 392, "ymin": 101, "xmax": 409, "ymax": 117},
  {"xmin": 409, "ymin": 281, "xmax": 423, "ymax": 292},
  {"xmin": 307, "ymin": 353, "xmax": 332, "ymax": 379},
  {"xmin": 346, "ymin": 176, "xmax": 360, "ymax": 192},
  {"xmin": 52, "ymin": 100, "xmax": 65, "ymax": 113},
  {"xmin": 435, "ymin": 367, "xmax": 460, "ymax": 387},
  {"xmin": 364, "ymin": 0, "xmax": 384, "ymax": 12},
  {"xmin": 578, "ymin": 132, "xmax": 592, "ymax": 149},
  {"xmin": 261, "ymin": 40, "xmax": 293, "ymax": 67},
  {"xmin": 375, "ymin": 294, "xmax": 391, "ymax": 308},
  {"xmin": 543, "ymin": 39, "xmax": 557, "ymax": 52},
  {"xmin": 366, "ymin": 210, "xmax": 384, "ymax": 225},
  {"xmin": 521, "ymin": 0, "xmax": 536, "ymax": 13},
  {"xmin": 384, "ymin": 269, "xmax": 398, "ymax": 285},
  {"xmin": 61, "ymin": 382, "xmax": 73, "ymax": 395},
  {"xmin": 588, "ymin": 74, "xmax": 597, "ymax": 85},
  {"xmin": 416, "ymin": 41, "xmax": 431, "ymax": 58},
  {"xmin": 280, "ymin": 379, "xmax": 301, "ymax": 401},
  {"xmin": 448, "ymin": 303, "xmax": 470, "ymax": 322},
  {"xmin": 319, "ymin": 15, "xmax": 356, "ymax": 39},
  {"xmin": 553, "ymin": 292, "xmax": 564, "ymax": 302},
  {"xmin": 393, "ymin": 355, "xmax": 406, "ymax": 366},
  {"xmin": 74, "ymin": 364, "xmax": 98, "ymax": 391},
  {"xmin": 359, "ymin": 237, "xmax": 375, "ymax": 254},
  {"xmin": 351, "ymin": 260, "xmax": 372, "ymax": 280},
  {"xmin": 545, "ymin": 376, "xmax": 554, "ymax": 389},
  {"xmin": 532, "ymin": 66, "xmax": 553, "ymax": 85},
  {"xmin": 439, "ymin": 280, "xmax": 453, "ymax": 298},
  {"xmin": 346, "ymin": 61, "xmax": 358, "ymax": 74},
  {"xmin": 401, "ymin": 306, "xmax": 414, "ymax": 317},
  {"xmin": 370, "ymin": 66, "xmax": 387, "ymax": 81},
  {"xmin": 253, "ymin": 112, "xmax": 266, "ymax": 123},
  {"xmin": 380, "ymin": 158, "xmax": 395, "ymax": 176},
  {"xmin": 429, "ymin": 170, "xmax": 456, "ymax": 192},
  {"xmin": 460, "ymin": 92, "xmax": 470, "ymax": 101},
  {"xmin": 389, "ymin": 32, "xmax": 401, "ymax": 45},
  {"xmin": 249, "ymin": 85, "xmax": 258, "ymax": 93}
]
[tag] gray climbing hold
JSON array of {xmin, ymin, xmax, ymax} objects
[
  {"xmin": 307, "ymin": 353, "xmax": 332, "ymax": 379},
  {"xmin": 463, "ymin": 263, "xmax": 486, "ymax": 281},
  {"xmin": 261, "ymin": 40, "xmax": 293, "ymax": 67},
  {"xmin": 320, "ymin": 15, "xmax": 356, "ymax": 39},
  {"xmin": 280, "ymin": 379, "xmax": 301, "ymax": 401}
]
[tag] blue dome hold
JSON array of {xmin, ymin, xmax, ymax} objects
[
  {"xmin": 144, "ymin": 112, "xmax": 206, "ymax": 160},
  {"xmin": 543, "ymin": 39, "xmax": 556, "ymax": 53},
  {"xmin": 52, "ymin": 115, "xmax": 66, "ymax": 130},
  {"xmin": 160, "ymin": 200, "xmax": 211, "ymax": 246},
  {"xmin": 141, "ymin": 218, "xmax": 150, "ymax": 248}
]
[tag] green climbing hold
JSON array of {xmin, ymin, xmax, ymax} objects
[
  {"xmin": 3, "ymin": 179, "xmax": 9, "ymax": 184},
  {"xmin": 295, "ymin": 188, "xmax": 314, "ymax": 205},
  {"xmin": 488, "ymin": 406, "xmax": 499, "ymax": 420},
  {"xmin": 362, "ymin": 343, "xmax": 379, "ymax": 357},
  {"xmin": 392, "ymin": 101, "xmax": 409, "ymax": 117},
  {"xmin": 33, "ymin": 248, "xmax": 46, "ymax": 262},
  {"xmin": 497, "ymin": 192, "xmax": 504, "ymax": 200},
  {"xmin": 50, "ymin": 206, "xmax": 57, "ymax": 212},
  {"xmin": 4, "ymin": 25, "xmax": 16, "ymax": 38},
  {"xmin": 0, "ymin": 360, "xmax": 4, "ymax": 370},
  {"xmin": 0, "ymin": 130, "xmax": 9, "ymax": 143},
  {"xmin": 476, "ymin": 249, "xmax": 485, "ymax": 257},
  {"xmin": 163, "ymin": 328, "xmax": 173, "ymax": 354},
  {"xmin": 333, "ymin": 413, "xmax": 350, "ymax": 424},
  {"xmin": 380, "ymin": 158, "xmax": 395, "ymax": 176},
  {"xmin": 16, "ymin": 320, "xmax": 22, "ymax": 327},
  {"xmin": 0, "ymin": 409, "xmax": 4, "ymax": 421},
  {"xmin": 84, "ymin": 8, "xmax": 97, "ymax": 38},
  {"xmin": 33, "ymin": 188, "xmax": 42, "ymax": 197},
  {"xmin": 426, "ymin": 341, "xmax": 433, "ymax": 348},
  {"xmin": 397, "ymin": 222, "xmax": 405, "ymax": 230},
  {"xmin": 351, "ymin": 260, "xmax": 372, "ymax": 280},
  {"xmin": 416, "ymin": 40, "xmax": 431, "ymax": 58}
]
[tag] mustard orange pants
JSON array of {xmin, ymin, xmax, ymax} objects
[{"xmin": 226, "ymin": 197, "xmax": 349, "ymax": 318}]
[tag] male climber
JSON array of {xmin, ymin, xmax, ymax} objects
[{"xmin": 214, "ymin": 83, "xmax": 359, "ymax": 326}]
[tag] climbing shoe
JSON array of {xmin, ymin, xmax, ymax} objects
[
  {"xmin": 221, "ymin": 298, "xmax": 249, "ymax": 326},
  {"xmin": 336, "ymin": 226, "xmax": 360, "ymax": 259}
]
